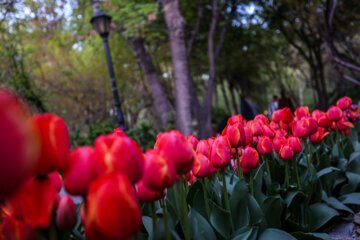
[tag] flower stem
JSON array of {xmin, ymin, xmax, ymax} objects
[
  {"xmin": 262, "ymin": 155, "xmax": 272, "ymax": 182},
  {"xmin": 292, "ymin": 157, "xmax": 301, "ymax": 189},
  {"xmin": 249, "ymin": 170, "xmax": 254, "ymax": 196},
  {"xmin": 150, "ymin": 202, "xmax": 157, "ymax": 239},
  {"xmin": 285, "ymin": 161, "xmax": 290, "ymax": 187},
  {"xmin": 180, "ymin": 175, "xmax": 191, "ymax": 240},
  {"xmin": 235, "ymin": 148, "xmax": 243, "ymax": 179},
  {"xmin": 161, "ymin": 195, "xmax": 171, "ymax": 240},
  {"xmin": 305, "ymin": 140, "xmax": 313, "ymax": 180},
  {"xmin": 220, "ymin": 170, "xmax": 234, "ymax": 233},
  {"xmin": 201, "ymin": 178, "xmax": 211, "ymax": 220}
]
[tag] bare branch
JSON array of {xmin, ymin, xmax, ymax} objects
[
  {"xmin": 187, "ymin": 0, "xmax": 203, "ymax": 58},
  {"xmin": 328, "ymin": 0, "xmax": 337, "ymax": 33}
]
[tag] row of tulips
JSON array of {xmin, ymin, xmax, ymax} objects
[{"xmin": 0, "ymin": 87, "xmax": 360, "ymax": 240}]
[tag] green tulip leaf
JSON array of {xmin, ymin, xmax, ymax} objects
[
  {"xmin": 189, "ymin": 207, "xmax": 217, "ymax": 240},
  {"xmin": 339, "ymin": 192, "xmax": 360, "ymax": 205},
  {"xmin": 284, "ymin": 191, "xmax": 306, "ymax": 207},
  {"xmin": 291, "ymin": 232, "xmax": 330, "ymax": 240},
  {"xmin": 231, "ymin": 226, "xmax": 253, "ymax": 240},
  {"xmin": 308, "ymin": 203, "xmax": 339, "ymax": 231},
  {"xmin": 261, "ymin": 196, "xmax": 284, "ymax": 228},
  {"xmin": 316, "ymin": 167, "xmax": 341, "ymax": 179},
  {"xmin": 210, "ymin": 203, "xmax": 232, "ymax": 238},
  {"xmin": 258, "ymin": 228, "xmax": 296, "ymax": 240},
  {"xmin": 323, "ymin": 197, "xmax": 353, "ymax": 214}
]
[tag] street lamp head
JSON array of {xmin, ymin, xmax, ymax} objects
[{"xmin": 90, "ymin": 10, "xmax": 112, "ymax": 38}]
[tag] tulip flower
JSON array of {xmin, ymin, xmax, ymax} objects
[
  {"xmin": 142, "ymin": 149, "xmax": 176, "ymax": 191},
  {"xmin": 196, "ymin": 140, "xmax": 210, "ymax": 157},
  {"xmin": 186, "ymin": 135, "xmax": 199, "ymax": 151},
  {"xmin": 244, "ymin": 126, "xmax": 253, "ymax": 146},
  {"xmin": 273, "ymin": 136, "xmax": 287, "ymax": 153},
  {"xmin": 281, "ymin": 107, "xmax": 294, "ymax": 123},
  {"xmin": 311, "ymin": 128, "xmax": 329, "ymax": 143},
  {"xmin": 225, "ymin": 122, "xmax": 245, "ymax": 148},
  {"xmin": 262, "ymin": 124, "xmax": 275, "ymax": 139},
  {"xmin": 64, "ymin": 146, "xmax": 98, "ymax": 196},
  {"xmin": 240, "ymin": 147, "xmax": 260, "ymax": 169},
  {"xmin": 113, "ymin": 128, "xmax": 126, "ymax": 137},
  {"xmin": 288, "ymin": 136, "xmax": 302, "ymax": 154},
  {"xmin": 192, "ymin": 153, "xmax": 212, "ymax": 178},
  {"xmin": 209, "ymin": 136, "xmax": 231, "ymax": 169},
  {"xmin": 56, "ymin": 196, "xmax": 77, "ymax": 231},
  {"xmin": 207, "ymin": 137, "xmax": 216, "ymax": 147},
  {"xmin": 30, "ymin": 114, "xmax": 70, "ymax": 175},
  {"xmin": 48, "ymin": 171, "xmax": 62, "ymax": 192},
  {"xmin": 94, "ymin": 134, "xmax": 144, "ymax": 184},
  {"xmin": 85, "ymin": 173, "xmax": 142, "ymax": 240},
  {"xmin": 155, "ymin": 130, "xmax": 195, "ymax": 173},
  {"xmin": 327, "ymin": 106, "xmax": 343, "ymax": 122},
  {"xmin": 271, "ymin": 109, "xmax": 282, "ymax": 123},
  {"xmin": 227, "ymin": 114, "xmax": 244, "ymax": 125},
  {"xmin": 318, "ymin": 114, "xmax": 331, "ymax": 128},
  {"xmin": 295, "ymin": 106, "xmax": 309, "ymax": 120},
  {"xmin": 337, "ymin": 96, "xmax": 352, "ymax": 110},
  {"xmin": 254, "ymin": 114, "xmax": 269, "ymax": 125},
  {"xmin": 1, "ymin": 211, "xmax": 37, "ymax": 240},
  {"xmin": 247, "ymin": 120, "xmax": 263, "ymax": 136},
  {"xmin": 0, "ymin": 89, "xmax": 38, "ymax": 199},
  {"xmin": 257, "ymin": 136, "xmax": 273, "ymax": 155},
  {"xmin": 136, "ymin": 180, "xmax": 162, "ymax": 202},
  {"xmin": 279, "ymin": 144, "xmax": 294, "ymax": 161},
  {"xmin": 292, "ymin": 119, "xmax": 310, "ymax": 138}
]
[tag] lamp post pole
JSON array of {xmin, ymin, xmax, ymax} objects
[{"xmin": 102, "ymin": 36, "xmax": 126, "ymax": 130}]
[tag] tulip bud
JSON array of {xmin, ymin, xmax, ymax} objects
[
  {"xmin": 0, "ymin": 89, "xmax": 38, "ymax": 199},
  {"xmin": 85, "ymin": 173, "xmax": 142, "ymax": 240},
  {"xmin": 154, "ymin": 130, "xmax": 195, "ymax": 173},
  {"xmin": 64, "ymin": 146, "xmax": 98, "ymax": 196},
  {"xmin": 56, "ymin": 196, "xmax": 77, "ymax": 231},
  {"xmin": 337, "ymin": 96, "xmax": 352, "ymax": 110},
  {"xmin": 136, "ymin": 180, "xmax": 162, "ymax": 202},
  {"xmin": 186, "ymin": 135, "xmax": 199, "ymax": 151},
  {"xmin": 295, "ymin": 106, "xmax": 309, "ymax": 120},
  {"xmin": 94, "ymin": 134, "xmax": 144, "ymax": 184},
  {"xmin": 49, "ymin": 171, "xmax": 62, "ymax": 192},
  {"xmin": 240, "ymin": 147, "xmax": 260, "ymax": 170},
  {"xmin": 225, "ymin": 122, "xmax": 245, "ymax": 148},
  {"xmin": 257, "ymin": 136, "xmax": 273, "ymax": 155},
  {"xmin": 327, "ymin": 106, "xmax": 343, "ymax": 122},
  {"xmin": 196, "ymin": 140, "xmax": 210, "ymax": 158},
  {"xmin": 209, "ymin": 136, "xmax": 231, "ymax": 169},
  {"xmin": 192, "ymin": 153, "xmax": 212, "ymax": 178},
  {"xmin": 142, "ymin": 149, "xmax": 176, "ymax": 191},
  {"xmin": 287, "ymin": 136, "xmax": 302, "ymax": 154},
  {"xmin": 281, "ymin": 108, "xmax": 294, "ymax": 123},
  {"xmin": 279, "ymin": 144, "xmax": 294, "ymax": 161},
  {"xmin": 113, "ymin": 128, "xmax": 126, "ymax": 137}
]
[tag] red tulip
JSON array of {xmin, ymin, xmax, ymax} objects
[
  {"xmin": 244, "ymin": 127, "xmax": 253, "ymax": 146},
  {"xmin": 94, "ymin": 134, "xmax": 144, "ymax": 184},
  {"xmin": 227, "ymin": 114, "xmax": 244, "ymax": 125},
  {"xmin": 85, "ymin": 173, "xmax": 142, "ymax": 240},
  {"xmin": 262, "ymin": 124, "xmax": 275, "ymax": 139},
  {"xmin": 136, "ymin": 180, "xmax": 162, "ymax": 202},
  {"xmin": 64, "ymin": 146, "xmax": 98, "ymax": 196},
  {"xmin": 209, "ymin": 136, "xmax": 231, "ymax": 169},
  {"xmin": 318, "ymin": 115, "xmax": 331, "ymax": 128},
  {"xmin": 287, "ymin": 136, "xmax": 302, "ymax": 154},
  {"xmin": 0, "ymin": 89, "xmax": 38, "ymax": 199},
  {"xmin": 336, "ymin": 119, "xmax": 354, "ymax": 131},
  {"xmin": 1, "ymin": 212, "xmax": 37, "ymax": 240},
  {"xmin": 247, "ymin": 120, "xmax": 263, "ymax": 136},
  {"xmin": 225, "ymin": 122, "xmax": 245, "ymax": 148},
  {"xmin": 273, "ymin": 136, "xmax": 287, "ymax": 153},
  {"xmin": 6, "ymin": 176, "xmax": 57, "ymax": 228},
  {"xmin": 186, "ymin": 135, "xmax": 199, "ymax": 151},
  {"xmin": 48, "ymin": 171, "xmax": 62, "ymax": 192},
  {"xmin": 292, "ymin": 119, "xmax": 310, "ymax": 138},
  {"xmin": 310, "ymin": 128, "xmax": 329, "ymax": 143},
  {"xmin": 154, "ymin": 130, "xmax": 195, "ymax": 173},
  {"xmin": 192, "ymin": 153, "xmax": 212, "ymax": 178},
  {"xmin": 306, "ymin": 117, "xmax": 318, "ymax": 135},
  {"xmin": 337, "ymin": 96, "xmax": 352, "ymax": 110},
  {"xmin": 271, "ymin": 109, "xmax": 282, "ymax": 123},
  {"xmin": 270, "ymin": 121, "xmax": 279, "ymax": 130},
  {"xmin": 113, "ymin": 128, "xmax": 126, "ymax": 137},
  {"xmin": 240, "ymin": 147, "xmax": 260, "ymax": 170},
  {"xmin": 295, "ymin": 106, "xmax": 309, "ymax": 120},
  {"xmin": 207, "ymin": 137, "xmax": 216, "ymax": 147},
  {"xmin": 279, "ymin": 121, "xmax": 289, "ymax": 130},
  {"xmin": 279, "ymin": 144, "xmax": 294, "ymax": 161},
  {"xmin": 56, "ymin": 196, "xmax": 77, "ymax": 231},
  {"xmin": 254, "ymin": 114, "xmax": 269, "ymax": 125},
  {"xmin": 327, "ymin": 106, "xmax": 343, "ymax": 122},
  {"xmin": 257, "ymin": 136, "xmax": 273, "ymax": 155},
  {"xmin": 234, "ymin": 160, "xmax": 250, "ymax": 174},
  {"xmin": 281, "ymin": 108, "xmax": 294, "ymax": 123},
  {"xmin": 196, "ymin": 140, "xmax": 210, "ymax": 158},
  {"xmin": 142, "ymin": 149, "xmax": 176, "ymax": 191}
]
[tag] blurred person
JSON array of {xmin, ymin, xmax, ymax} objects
[
  {"xmin": 268, "ymin": 95, "xmax": 278, "ymax": 118},
  {"xmin": 278, "ymin": 90, "xmax": 294, "ymax": 111}
]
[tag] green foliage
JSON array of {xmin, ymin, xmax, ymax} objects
[{"xmin": 126, "ymin": 121, "xmax": 157, "ymax": 151}]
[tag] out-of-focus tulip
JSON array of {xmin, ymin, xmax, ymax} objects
[
  {"xmin": 247, "ymin": 120, "xmax": 263, "ymax": 136},
  {"xmin": 30, "ymin": 113, "xmax": 70, "ymax": 175},
  {"xmin": 244, "ymin": 127, "xmax": 253, "ymax": 146},
  {"xmin": 56, "ymin": 196, "xmax": 77, "ymax": 231},
  {"xmin": 136, "ymin": 180, "xmax": 162, "ymax": 202},
  {"xmin": 187, "ymin": 172, "xmax": 196, "ymax": 184},
  {"xmin": 279, "ymin": 121, "xmax": 289, "ymax": 130},
  {"xmin": 262, "ymin": 124, "xmax": 275, "ymax": 139},
  {"xmin": 113, "ymin": 128, "xmax": 126, "ymax": 137},
  {"xmin": 192, "ymin": 153, "xmax": 212, "ymax": 178},
  {"xmin": 227, "ymin": 114, "xmax": 244, "ymax": 125},
  {"xmin": 270, "ymin": 121, "xmax": 279, "ymax": 130},
  {"xmin": 94, "ymin": 134, "xmax": 144, "ymax": 184},
  {"xmin": 54, "ymin": 193, "xmax": 61, "ymax": 210},
  {"xmin": 257, "ymin": 136, "xmax": 273, "ymax": 155},
  {"xmin": 85, "ymin": 173, "xmax": 142, "ymax": 240},
  {"xmin": 1, "ymin": 212, "xmax": 37, "ymax": 240},
  {"xmin": 310, "ymin": 128, "xmax": 329, "ymax": 143},
  {"xmin": 295, "ymin": 106, "xmax": 309, "ymax": 120},
  {"xmin": 186, "ymin": 135, "xmax": 199, "ymax": 151},
  {"xmin": 293, "ymin": 119, "xmax": 310, "ymax": 138},
  {"xmin": 240, "ymin": 147, "xmax": 260, "ymax": 169},
  {"xmin": 49, "ymin": 171, "xmax": 62, "ymax": 192},
  {"xmin": 337, "ymin": 96, "xmax": 352, "ymax": 110},
  {"xmin": 142, "ymin": 149, "xmax": 176, "ymax": 191},
  {"xmin": 196, "ymin": 140, "xmax": 210, "ymax": 158},
  {"xmin": 254, "ymin": 114, "xmax": 269, "ymax": 125},
  {"xmin": 234, "ymin": 160, "xmax": 250, "ymax": 174},
  {"xmin": 273, "ymin": 136, "xmax": 287, "ymax": 153},
  {"xmin": 271, "ymin": 109, "xmax": 282, "ymax": 123},
  {"xmin": 288, "ymin": 136, "xmax": 302, "ymax": 154},
  {"xmin": 155, "ymin": 130, "xmax": 195, "ymax": 173},
  {"xmin": 306, "ymin": 117, "xmax": 318, "ymax": 135},
  {"xmin": 225, "ymin": 122, "xmax": 245, "ymax": 148},
  {"xmin": 209, "ymin": 136, "xmax": 231, "ymax": 169},
  {"xmin": 281, "ymin": 108, "xmax": 294, "ymax": 123},
  {"xmin": 0, "ymin": 89, "xmax": 38, "ymax": 199},
  {"xmin": 318, "ymin": 115, "xmax": 331, "ymax": 128},
  {"xmin": 207, "ymin": 137, "xmax": 216, "ymax": 147},
  {"xmin": 279, "ymin": 144, "xmax": 294, "ymax": 161},
  {"xmin": 6, "ymin": 176, "xmax": 57, "ymax": 228},
  {"xmin": 64, "ymin": 146, "xmax": 97, "ymax": 196},
  {"xmin": 337, "ymin": 119, "xmax": 354, "ymax": 131},
  {"xmin": 327, "ymin": 106, "xmax": 343, "ymax": 122}
]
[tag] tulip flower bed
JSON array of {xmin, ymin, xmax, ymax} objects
[{"xmin": 1, "ymin": 89, "xmax": 360, "ymax": 240}]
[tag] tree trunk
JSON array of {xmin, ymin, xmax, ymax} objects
[
  {"xmin": 127, "ymin": 37, "xmax": 173, "ymax": 128},
  {"xmin": 161, "ymin": 0, "xmax": 193, "ymax": 135}
]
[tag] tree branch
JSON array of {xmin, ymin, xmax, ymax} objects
[{"xmin": 187, "ymin": 0, "xmax": 203, "ymax": 58}]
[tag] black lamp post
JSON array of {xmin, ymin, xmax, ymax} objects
[{"xmin": 90, "ymin": 10, "xmax": 126, "ymax": 130}]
